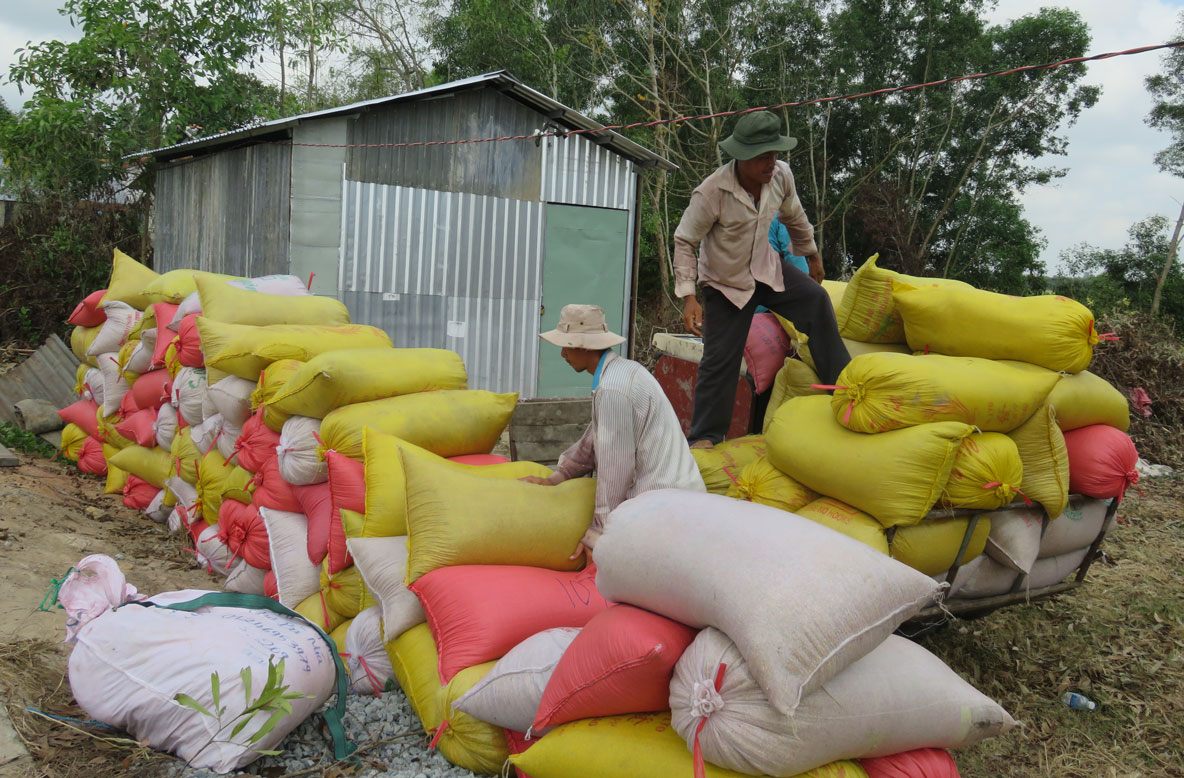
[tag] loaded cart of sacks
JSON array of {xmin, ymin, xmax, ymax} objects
[{"xmin": 49, "ymin": 248, "xmax": 1132, "ymax": 777}]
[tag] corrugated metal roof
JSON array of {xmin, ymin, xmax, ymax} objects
[
  {"xmin": 131, "ymin": 71, "xmax": 676, "ymax": 171},
  {"xmin": 0, "ymin": 334, "xmax": 79, "ymax": 426}
]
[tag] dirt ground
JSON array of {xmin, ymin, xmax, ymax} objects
[{"xmin": 0, "ymin": 446, "xmax": 1180, "ymax": 778}]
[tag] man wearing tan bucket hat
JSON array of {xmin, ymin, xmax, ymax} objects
[
  {"xmin": 674, "ymin": 110, "xmax": 851, "ymax": 448},
  {"xmin": 524, "ymin": 304, "xmax": 704, "ymax": 559}
]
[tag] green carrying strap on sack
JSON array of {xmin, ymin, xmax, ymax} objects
[{"xmin": 122, "ymin": 591, "xmax": 357, "ymax": 761}]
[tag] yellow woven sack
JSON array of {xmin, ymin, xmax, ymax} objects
[
  {"xmin": 822, "ymin": 279, "xmax": 847, "ymax": 312},
  {"xmin": 170, "ymin": 428, "xmax": 201, "ymax": 485},
  {"xmin": 802, "ymin": 336, "xmax": 911, "ymax": 374},
  {"xmin": 509, "ymin": 712, "xmax": 867, "ymax": 778},
  {"xmin": 999, "ymin": 361, "xmax": 1130, "ymax": 432},
  {"xmin": 763, "ymin": 360, "xmax": 826, "ymax": 434},
  {"xmin": 795, "ymin": 497, "xmax": 889, "ymax": 553},
  {"xmin": 141, "ymin": 269, "xmax": 239, "ymax": 305},
  {"xmin": 73, "ymin": 363, "xmax": 90, "ymax": 397},
  {"xmin": 107, "ymin": 445, "xmax": 172, "ymax": 489},
  {"xmin": 893, "ymin": 282, "xmax": 1097, "ymax": 373},
  {"xmin": 198, "ymin": 319, "xmax": 393, "ymax": 382},
  {"xmin": 388, "ymin": 623, "xmax": 443, "ymax": 726},
  {"xmin": 293, "ymin": 591, "xmax": 346, "ymax": 634},
  {"xmin": 725, "ymin": 457, "xmax": 817, "ymax": 513},
  {"xmin": 321, "ymin": 389, "xmax": 517, "ymax": 460},
  {"xmin": 251, "ymin": 359, "xmax": 303, "ymax": 432},
  {"xmin": 359, "ymin": 429, "xmax": 550, "ymax": 538},
  {"xmin": 196, "ymin": 275, "xmax": 350, "ymax": 327},
  {"xmin": 164, "ymin": 338, "xmax": 183, "ymax": 379},
  {"xmin": 403, "ymin": 451, "xmax": 594, "ymax": 582},
  {"xmin": 268, "ymin": 348, "xmax": 467, "ymax": 419},
  {"xmin": 1007, "ymin": 403, "xmax": 1069, "ymax": 520},
  {"xmin": 889, "ymin": 516, "xmax": 991, "ymax": 576},
  {"xmin": 832, "ymin": 353, "xmax": 1059, "ymax": 433},
  {"xmin": 220, "ymin": 464, "xmax": 256, "ymax": 505},
  {"xmin": 101, "ymin": 444, "xmax": 128, "ymax": 494},
  {"xmin": 60, "ymin": 423, "xmax": 87, "ymax": 461},
  {"xmin": 117, "ymin": 340, "xmax": 138, "ymax": 376},
  {"xmin": 70, "ymin": 325, "xmax": 102, "ymax": 367},
  {"xmin": 96, "ymin": 411, "xmax": 133, "ymax": 450},
  {"xmin": 942, "ymin": 432, "xmax": 1024, "ymax": 511},
  {"xmin": 327, "ymin": 618, "xmax": 354, "ymax": 654},
  {"xmin": 161, "ymin": 488, "xmax": 177, "ymax": 508},
  {"xmin": 767, "ymin": 396, "xmax": 972, "ymax": 528},
  {"xmin": 835, "ymin": 254, "xmax": 972, "ymax": 343},
  {"xmin": 320, "ymin": 564, "xmax": 377, "ymax": 618},
  {"xmin": 101, "ymin": 249, "xmax": 158, "ymax": 310},
  {"xmin": 196, "ymin": 449, "xmax": 231, "ymax": 524},
  {"xmin": 692, "ymin": 435, "xmax": 767, "ymax": 494}
]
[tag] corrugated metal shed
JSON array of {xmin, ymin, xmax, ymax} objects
[{"xmin": 0, "ymin": 335, "xmax": 79, "ymax": 425}]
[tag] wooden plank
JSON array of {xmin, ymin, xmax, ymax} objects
[
  {"xmin": 0, "ymin": 443, "xmax": 19, "ymax": 467},
  {"xmin": 510, "ymin": 398, "xmax": 591, "ymax": 426}
]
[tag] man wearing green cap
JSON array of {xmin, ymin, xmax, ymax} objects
[{"xmin": 674, "ymin": 109, "xmax": 850, "ymax": 447}]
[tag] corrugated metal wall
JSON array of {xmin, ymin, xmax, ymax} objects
[
  {"xmin": 540, "ymin": 133, "xmax": 635, "ymax": 210},
  {"xmin": 339, "ymin": 181, "xmax": 544, "ymax": 398},
  {"xmin": 154, "ymin": 144, "xmax": 292, "ymax": 274}
]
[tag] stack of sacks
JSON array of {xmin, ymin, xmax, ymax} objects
[
  {"xmin": 756, "ymin": 254, "xmax": 1133, "ymax": 586},
  {"xmin": 484, "ymin": 489, "xmax": 1010, "ymax": 778}
]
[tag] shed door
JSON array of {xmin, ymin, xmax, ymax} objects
[{"xmin": 537, "ymin": 203, "xmax": 630, "ymax": 398}]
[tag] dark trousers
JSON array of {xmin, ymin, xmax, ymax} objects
[{"xmin": 688, "ymin": 260, "xmax": 851, "ymax": 444}]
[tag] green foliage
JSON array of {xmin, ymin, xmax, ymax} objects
[
  {"xmin": 1145, "ymin": 12, "xmax": 1184, "ymax": 176},
  {"xmin": 175, "ymin": 657, "xmax": 313, "ymax": 765},
  {"xmin": 0, "ymin": 422, "xmax": 56, "ymax": 457}
]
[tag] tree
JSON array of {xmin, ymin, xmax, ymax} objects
[{"xmin": 1144, "ymin": 11, "xmax": 1184, "ymax": 317}]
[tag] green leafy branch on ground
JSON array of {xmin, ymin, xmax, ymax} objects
[
  {"xmin": 175, "ymin": 657, "xmax": 313, "ymax": 766},
  {"xmin": 0, "ymin": 422, "xmax": 56, "ymax": 458}
]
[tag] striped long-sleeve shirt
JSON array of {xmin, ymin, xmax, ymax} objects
[{"xmin": 553, "ymin": 352, "xmax": 705, "ymax": 543}]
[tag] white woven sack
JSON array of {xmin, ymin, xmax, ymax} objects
[
  {"xmin": 167, "ymin": 507, "xmax": 185, "ymax": 534},
  {"xmin": 68, "ymin": 586, "xmax": 336, "ymax": 773},
  {"xmin": 277, "ymin": 416, "xmax": 328, "ymax": 485},
  {"xmin": 201, "ymin": 386, "xmax": 218, "ymax": 423},
  {"xmin": 208, "ymin": 375, "xmax": 256, "ymax": 427},
  {"xmin": 98, "ymin": 353, "xmax": 130, "ymax": 417},
  {"xmin": 87, "ymin": 301, "xmax": 142, "ymax": 357},
  {"xmin": 670, "ymin": 628, "xmax": 1015, "ymax": 777},
  {"xmin": 229, "ymin": 274, "xmax": 311, "ymax": 296},
  {"xmin": 83, "ymin": 367, "xmax": 104, "ymax": 407},
  {"xmin": 172, "ymin": 366, "xmax": 208, "ymax": 426},
  {"xmin": 165, "ymin": 476, "xmax": 198, "ymax": 513},
  {"xmin": 155, "ymin": 404, "xmax": 178, "ymax": 450},
  {"xmin": 216, "ymin": 420, "xmax": 242, "ymax": 462},
  {"xmin": 1030, "ymin": 547, "xmax": 1090, "ymax": 588},
  {"xmin": 595, "ymin": 489, "xmax": 941, "ymax": 717},
  {"xmin": 195, "ymin": 524, "xmax": 235, "ymax": 576},
  {"xmin": 1039, "ymin": 498, "xmax": 1110, "ymax": 559},
  {"xmin": 947, "ymin": 555, "xmax": 1015, "ymax": 599},
  {"xmin": 344, "ymin": 607, "xmax": 396, "ymax": 696},
  {"xmin": 934, "ymin": 555, "xmax": 985, "ymax": 599},
  {"xmin": 125, "ymin": 336, "xmax": 154, "ymax": 375},
  {"xmin": 452, "ymin": 627, "xmax": 580, "ymax": 733},
  {"xmin": 261, "ymin": 507, "xmax": 320, "ymax": 608},
  {"xmin": 346, "ymin": 536, "xmax": 425, "ymax": 642},
  {"xmin": 144, "ymin": 489, "xmax": 170, "ymax": 524},
  {"xmin": 224, "ymin": 559, "xmax": 268, "ymax": 595},
  {"xmin": 189, "ymin": 413, "xmax": 223, "ymax": 457},
  {"xmin": 984, "ymin": 505, "xmax": 1043, "ymax": 573},
  {"xmin": 170, "ymin": 292, "xmax": 201, "ymax": 329}
]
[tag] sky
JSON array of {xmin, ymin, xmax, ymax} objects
[{"xmin": 0, "ymin": 0, "xmax": 1183, "ymax": 273}]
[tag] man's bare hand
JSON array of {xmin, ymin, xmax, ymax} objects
[
  {"xmin": 569, "ymin": 541, "xmax": 588, "ymax": 563},
  {"xmin": 519, "ymin": 475, "xmax": 554, "ymax": 486},
  {"xmin": 682, "ymin": 295, "xmax": 704, "ymax": 336},
  {"xmin": 805, "ymin": 252, "xmax": 825, "ymax": 284}
]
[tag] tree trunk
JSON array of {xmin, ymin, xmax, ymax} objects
[{"xmin": 1151, "ymin": 198, "xmax": 1184, "ymax": 317}]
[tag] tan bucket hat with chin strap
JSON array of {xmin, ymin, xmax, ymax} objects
[{"xmin": 539, "ymin": 304, "xmax": 626, "ymax": 350}]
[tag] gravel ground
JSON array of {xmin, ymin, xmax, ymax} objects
[{"xmin": 169, "ymin": 688, "xmax": 481, "ymax": 778}]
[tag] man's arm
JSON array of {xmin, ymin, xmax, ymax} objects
[
  {"xmin": 673, "ymin": 190, "xmax": 717, "ymax": 335},
  {"xmin": 546, "ymin": 421, "xmax": 596, "ymax": 485},
  {"xmin": 584, "ymin": 386, "xmax": 637, "ymax": 545}
]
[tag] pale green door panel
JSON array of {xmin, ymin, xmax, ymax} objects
[{"xmin": 537, "ymin": 204, "xmax": 630, "ymax": 398}]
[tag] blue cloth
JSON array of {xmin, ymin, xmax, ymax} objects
[
  {"xmin": 591, "ymin": 349, "xmax": 610, "ymax": 390},
  {"xmin": 769, "ymin": 219, "xmax": 810, "ymax": 274}
]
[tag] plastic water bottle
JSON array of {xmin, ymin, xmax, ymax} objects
[{"xmin": 1060, "ymin": 691, "xmax": 1097, "ymax": 711}]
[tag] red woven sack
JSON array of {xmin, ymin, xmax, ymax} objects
[
  {"xmin": 291, "ymin": 481, "xmax": 332, "ymax": 566},
  {"xmin": 1064, "ymin": 424, "xmax": 1139, "ymax": 500},
  {"xmin": 115, "ymin": 408, "xmax": 158, "ymax": 447},
  {"xmin": 218, "ymin": 500, "xmax": 272, "ymax": 570},
  {"xmin": 122, "ymin": 474, "xmax": 159, "ymax": 511},
  {"xmin": 252, "ymin": 455, "xmax": 303, "ymax": 513},
  {"xmin": 744, "ymin": 312, "xmax": 793, "ymax": 394},
  {"xmin": 235, "ymin": 411, "xmax": 280, "ymax": 473},
  {"xmin": 67, "ymin": 289, "xmax": 108, "ymax": 327},
  {"xmin": 118, "ymin": 387, "xmax": 140, "ymax": 418},
  {"xmin": 58, "ymin": 399, "xmax": 102, "ymax": 440},
  {"xmin": 149, "ymin": 303, "xmax": 180, "ymax": 366},
  {"xmin": 447, "ymin": 454, "xmax": 511, "ymax": 466},
  {"xmin": 409, "ymin": 565, "xmax": 610, "ymax": 684},
  {"xmin": 131, "ymin": 368, "xmax": 173, "ymax": 411},
  {"xmin": 77, "ymin": 437, "xmax": 108, "ymax": 475},
  {"xmin": 533, "ymin": 603, "xmax": 697, "ymax": 732},
  {"xmin": 861, "ymin": 748, "xmax": 961, "ymax": 778},
  {"xmin": 326, "ymin": 451, "xmax": 365, "ymax": 513},
  {"xmin": 264, "ymin": 569, "xmax": 279, "ymax": 600},
  {"xmin": 176, "ymin": 314, "xmax": 205, "ymax": 368}
]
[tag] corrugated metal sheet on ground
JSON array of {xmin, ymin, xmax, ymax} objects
[
  {"xmin": 0, "ymin": 334, "xmax": 79, "ymax": 425},
  {"xmin": 340, "ymin": 181, "xmax": 542, "ymax": 398}
]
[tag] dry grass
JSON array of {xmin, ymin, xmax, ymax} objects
[{"xmin": 922, "ymin": 475, "xmax": 1184, "ymax": 778}]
